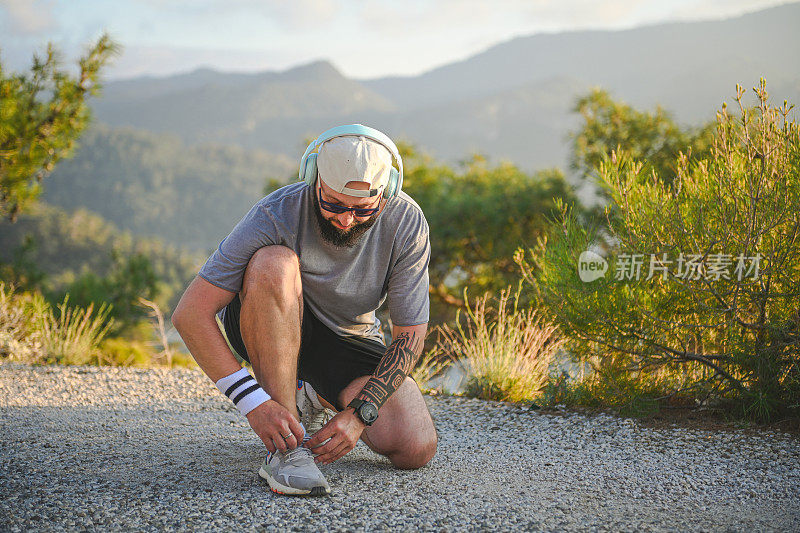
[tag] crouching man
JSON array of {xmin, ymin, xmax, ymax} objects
[{"xmin": 172, "ymin": 125, "xmax": 437, "ymax": 496}]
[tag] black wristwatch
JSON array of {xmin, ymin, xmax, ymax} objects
[{"xmin": 347, "ymin": 398, "xmax": 379, "ymax": 426}]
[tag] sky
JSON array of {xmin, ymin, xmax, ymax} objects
[{"xmin": 0, "ymin": 0, "xmax": 793, "ymax": 80}]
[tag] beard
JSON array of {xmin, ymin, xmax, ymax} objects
[{"xmin": 312, "ymin": 191, "xmax": 379, "ymax": 247}]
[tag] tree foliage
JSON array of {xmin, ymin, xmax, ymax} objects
[
  {"xmin": 572, "ymin": 88, "xmax": 715, "ymax": 189},
  {"xmin": 399, "ymin": 144, "xmax": 578, "ymax": 322},
  {"xmin": 65, "ymin": 251, "xmax": 160, "ymax": 334},
  {"xmin": 0, "ymin": 202, "xmax": 201, "ymax": 316},
  {"xmin": 0, "ymin": 34, "xmax": 119, "ymax": 221},
  {"xmin": 44, "ymin": 124, "xmax": 293, "ymax": 251},
  {"xmin": 521, "ymin": 81, "xmax": 800, "ymax": 421}
]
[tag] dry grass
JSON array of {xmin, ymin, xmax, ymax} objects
[
  {"xmin": 0, "ymin": 282, "xmax": 45, "ymax": 361},
  {"xmin": 1, "ymin": 281, "xmax": 193, "ymax": 367},
  {"xmin": 410, "ymin": 346, "xmax": 458, "ymax": 394},
  {"xmin": 432, "ymin": 284, "xmax": 564, "ymax": 402}
]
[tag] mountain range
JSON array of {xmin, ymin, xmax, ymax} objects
[
  {"xmin": 34, "ymin": 3, "xmax": 799, "ymax": 255},
  {"xmin": 91, "ymin": 3, "xmax": 800, "ymax": 172}
]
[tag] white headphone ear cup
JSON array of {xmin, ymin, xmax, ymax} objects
[
  {"xmin": 383, "ymin": 168, "xmax": 400, "ymax": 199},
  {"xmin": 394, "ymin": 168, "xmax": 403, "ymax": 197},
  {"xmin": 303, "ymin": 154, "xmax": 318, "ymax": 186}
]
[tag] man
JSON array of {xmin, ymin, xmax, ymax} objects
[{"xmin": 172, "ymin": 124, "xmax": 437, "ymax": 497}]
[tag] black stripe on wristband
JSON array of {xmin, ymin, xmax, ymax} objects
[
  {"xmin": 232, "ymin": 383, "xmax": 262, "ymax": 405},
  {"xmin": 225, "ymin": 376, "xmax": 255, "ymax": 398}
]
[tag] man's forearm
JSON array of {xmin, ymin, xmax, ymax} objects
[
  {"xmin": 355, "ymin": 330, "xmax": 423, "ymax": 409},
  {"xmin": 173, "ymin": 312, "xmax": 242, "ymax": 383}
]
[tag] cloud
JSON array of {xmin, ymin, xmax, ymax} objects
[
  {"xmin": 105, "ymin": 44, "xmax": 305, "ymax": 80},
  {"xmin": 354, "ymin": 0, "xmax": 786, "ymax": 39},
  {"xmin": 665, "ymin": 0, "xmax": 791, "ymax": 20},
  {"xmin": 131, "ymin": 0, "xmax": 340, "ymax": 29},
  {"xmin": 0, "ymin": 0, "xmax": 57, "ymax": 35},
  {"xmin": 255, "ymin": 0, "xmax": 339, "ymax": 28}
]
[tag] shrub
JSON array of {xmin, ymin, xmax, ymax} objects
[
  {"xmin": 0, "ymin": 281, "xmax": 45, "ymax": 360},
  {"xmin": 399, "ymin": 145, "xmax": 579, "ymax": 325},
  {"xmin": 518, "ymin": 81, "xmax": 800, "ymax": 421},
  {"xmin": 1, "ymin": 282, "xmax": 114, "ymax": 365},
  {"xmin": 432, "ymin": 283, "xmax": 564, "ymax": 402},
  {"xmin": 36, "ymin": 294, "xmax": 114, "ymax": 365},
  {"xmin": 1, "ymin": 281, "xmax": 195, "ymax": 367},
  {"xmin": 64, "ymin": 251, "xmax": 160, "ymax": 334},
  {"xmin": 410, "ymin": 345, "xmax": 457, "ymax": 394},
  {"xmin": 99, "ymin": 337, "xmax": 155, "ymax": 366}
]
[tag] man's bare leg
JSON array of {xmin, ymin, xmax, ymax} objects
[
  {"xmin": 239, "ymin": 245, "xmax": 303, "ymax": 424},
  {"xmin": 339, "ymin": 376, "xmax": 437, "ymax": 469},
  {"xmin": 239, "ymin": 245, "xmax": 331, "ymax": 496}
]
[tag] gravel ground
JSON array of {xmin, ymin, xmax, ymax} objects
[{"xmin": 1, "ymin": 362, "xmax": 798, "ymax": 532}]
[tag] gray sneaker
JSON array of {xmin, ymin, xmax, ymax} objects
[
  {"xmin": 296, "ymin": 380, "xmax": 333, "ymax": 435},
  {"xmin": 258, "ymin": 439, "xmax": 331, "ymax": 496}
]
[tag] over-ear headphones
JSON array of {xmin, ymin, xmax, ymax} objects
[{"xmin": 298, "ymin": 124, "xmax": 404, "ymax": 199}]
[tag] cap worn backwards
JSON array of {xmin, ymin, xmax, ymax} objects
[{"xmin": 317, "ymin": 135, "xmax": 393, "ymax": 198}]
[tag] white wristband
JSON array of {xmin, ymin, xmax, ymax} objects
[{"xmin": 215, "ymin": 368, "xmax": 271, "ymax": 416}]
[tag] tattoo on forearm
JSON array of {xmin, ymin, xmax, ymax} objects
[{"xmin": 358, "ymin": 331, "xmax": 422, "ymax": 408}]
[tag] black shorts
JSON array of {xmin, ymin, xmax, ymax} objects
[{"xmin": 221, "ymin": 293, "xmax": 386, "ymax": 410}]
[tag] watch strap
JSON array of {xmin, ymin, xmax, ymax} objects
[{"xmin": 347, "ymin": 398, "xmax": 367, "ymax": 411}]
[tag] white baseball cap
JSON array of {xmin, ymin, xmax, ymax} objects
[{"xmin": 317, "ymin": 135, "xmax": 393, "ymax": 198}]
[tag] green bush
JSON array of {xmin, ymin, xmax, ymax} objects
[
  {"xmin": 400, "ymin": 145, "xmax": 578, "ymax": 322},
  {"xmin": 1, "ymin": 281, "xmax": 195, "ymax": 367},
  {"xmin": 571, "ymin": 88, "xmax": 714, "ymax": 189},
  {"xmin": 64, "ymin": 251, "xmax": 160, "ymax": 334},
  {"xmin": 0, "ymin": 281, "xmax": 46, "ymax": 360},
  {"xmin": 99, "ymin": 337, "xmax": 154, "ymax": 366},
  {"xmin": 518, "ymin": 81, "xmax": 800, "ymax": 421}
]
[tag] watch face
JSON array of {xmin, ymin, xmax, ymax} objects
[{"xmin": 361, "ymin": 403, "xmax": 378, "ymax": 424}]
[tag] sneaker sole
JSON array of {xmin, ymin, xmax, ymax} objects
[{"xmin": 258, "ymin": 465, "xmax": 330, "ymax": 497}]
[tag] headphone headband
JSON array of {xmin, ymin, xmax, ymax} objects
[{"xmin": 298, "ymin": 124, "xmax": 403, "ymax": 185}]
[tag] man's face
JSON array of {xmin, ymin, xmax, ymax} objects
[{"xmin": 312, "ymin": 179, "xmax": 383, "ymax": 247}]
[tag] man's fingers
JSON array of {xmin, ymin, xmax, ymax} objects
[
  {"xmin": 304, "ymin": 424, "xmax": 336, "ymax": 449},
  {"xmin": 282, "ymin": 432, "xmax": 298, "ymax": 450},
  {"xmin": 317, "ymin": 444, "xmax": 347, "ymax": 464},
  {"xmin": 288, "ymin": 416, "xmax": 305, "ymax": 442},
  {"xmin": 276, "ymin": 421, "xmax": 300, "ymax": 450},
  {"xmin": 309, "ymin": 433, "xmax": 342, "ymax": 457},
  {"xmin": 317, "ymin": 441, "xmax": 351, "ymax": 465},
  {"xmin": 272, "ymin": 432, "xmax": 288, "ymax": 452},
  {"xmin": 264, "ymin": 439, "xmax": 277, "ymax": 454}
]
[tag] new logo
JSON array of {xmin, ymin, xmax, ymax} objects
[{"xmin": 578, "ymin": 250, "xmax": 608, "ymax": 282}]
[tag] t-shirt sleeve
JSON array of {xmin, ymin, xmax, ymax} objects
[
  {"xmin": 387, "ymin": 213, "xmax": 431, "ymax": 327},
  {"xmin": 197, "ymin": 201, "xmax": 279, "ymax": 293}
]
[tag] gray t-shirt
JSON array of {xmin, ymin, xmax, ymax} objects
[{"xmin": 198, "ymin": 182, "xmax": 430, "ymax": 345}]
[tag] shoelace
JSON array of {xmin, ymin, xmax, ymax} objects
[
  {"xmin": 284, "ymin": 439, "xmax": 314, "ymax": 465},
  {"xmin": 313, "ymin": 409, "xmax": 332, "ymax": 425}
]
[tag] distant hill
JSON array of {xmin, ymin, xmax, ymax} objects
[
  {"xmin": 41, "ymin": 125, "xmax": 295, "ymax": 252},
  {"xmin": 374, "ymin": 77, "xmax": 591, "ymax": 170},
  {"xmin": 362, "ymin": 3, "xmax": 800, "ymax": 118},
  {"xmin": 92, "ymin": 61, "xmax": 396, "ymax": 155},
  {"xmin": 92, "ymin": 3, "xmax": 800, "ymax": 172}
]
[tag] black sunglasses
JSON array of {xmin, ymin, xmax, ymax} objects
[{"xmin": 317, "ymin": 186, "xmax": 381, "ymax": 218}]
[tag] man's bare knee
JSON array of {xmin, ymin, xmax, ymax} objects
[
  {"xmin": 389, "ymin": 435, "xmax": 437, "ymax": 470},
  {"xmin": 348, "ymin": 376, "xmax": 438, "ymax": 469},
  {"xmin": 241, "ymin": 245, "xmax": 301, "ymax": 303}
]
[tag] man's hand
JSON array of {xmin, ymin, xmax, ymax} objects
[
  {"xmin": 303, "ymin": 408, "xmax": 365, "ymax": 464},
  {"xmin": 245, "ymin": 400, "xmax": 305, "ymax": 453}
]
